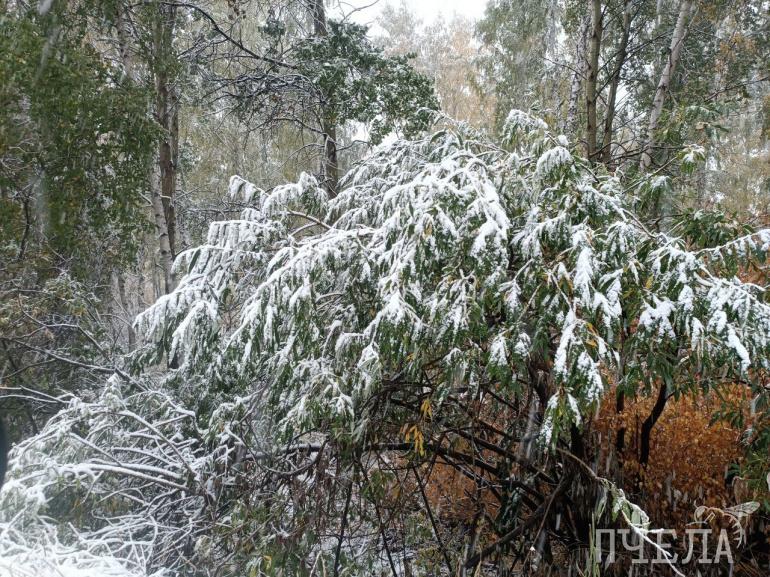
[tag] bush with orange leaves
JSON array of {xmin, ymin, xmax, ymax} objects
[{"xmin": 594, "ymin": 386, "xmax": 757, "ymax": 530}]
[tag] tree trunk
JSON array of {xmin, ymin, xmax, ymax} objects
[
  {"xmin": 565, "ymin": 15, "xmax": 590, "ymax": 136},
  {"xmin": 161, "ymin": 106, "xmax": 178, "ymax": 258},
  {"xmin": 115, "ymin": 269, "xmax": 136, "ymax": 351},
  {"xmin": 585, "ymin": 0, "xmax": 603, "ymax": 160},
  {"xmin": 310, "ymin": 0, "xmax": 326, "ymax": 36},
  {"xmin": 151, "ymin": 167, "xmax": 174, "ymax": 294},
  {"xmin": 656, "ymin": 0, "xmax": 664, "ymax": 28},
  {"xmin": 639, "ymin": 381, "xmax": 670, "ymax": 467},
  {"xmin": 138, "ymin": 237, "xmax": 152, "ymax": 308},
  {"xmin": 152, "ymin": 3, "xmax": 178, "ymax": 292},
  {"xmin": 615, "ymin": 391, "xmax": 626, "ymax": 453},
  {"xmin": 639, "ymin": 0, "xmax": 695, "ymax": 173},
  {"xmin": 322, "ymin": 120, "xmax": 339, "ymax": 196},
  {"xmin": 601, "ymin": 0, "xmax": 633, "ymax": 166},
  {"xmin": 310, "ymin": 0, "xmax": 339, "ymax": 196},
  {"xmin": 115, "ymin": 2, "xmax": 134, "ymax": 80}
]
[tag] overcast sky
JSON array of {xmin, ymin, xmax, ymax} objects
[{"xmin": 337, "ymin": 0, "xmax": 488, "ymax": 26}]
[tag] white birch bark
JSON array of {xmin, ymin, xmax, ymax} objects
[
  {"xmin": 601, "ymin": 0, "xmax": 633, "ymax": 166},
  {"xmin": 565, "ymin": 15, "xmax": 590, "ymax": 136},
  {"xmin": 639, "ymin": 0, "xmax": 695, "ymax": 172},
  {"xmin": 151, "ymin": 168, "xmax": 175, "ymax": 294}
]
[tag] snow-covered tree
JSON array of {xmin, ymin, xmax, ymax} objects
[{"xmin": 3, "ymin": 112, "xmax": 770, "ymax": 575}]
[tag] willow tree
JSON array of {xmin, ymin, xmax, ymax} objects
[{"xmin": 2, "ymin": 113, "xmax": 770, "ymax": 576}]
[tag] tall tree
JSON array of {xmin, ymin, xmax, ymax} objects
[
  {"xmin": 639, "ymin": 0, "xmax": 695, "ymax": 172},
  {"xmin": 601, "ymin": 0, "xmax": 633, "ymax": 165},
  {"xmin": 476, "ymin": 0, "xmax": 563, "ymax": 132},
  {"xmin": 0, "ymin": 0, "xmax": 157, "ymax": 440},
  {"xmin": 308, "ymin": 0, "xmax": 338, "ymax": 194},
  {"xmin": 150, "ymin": 3, "xmax": 181, "ymax": 292},
  {"xmin": 377, "ymin": 3, "xmax": 496, "ymax": 130},
  {"xmin": 585, "ymin": 0, "xmax": 603, "ymax": 159}
]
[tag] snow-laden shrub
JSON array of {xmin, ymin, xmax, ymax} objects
[{"xmin": 3, "ymin": 115, "xmax": 770, "ymax": 575}]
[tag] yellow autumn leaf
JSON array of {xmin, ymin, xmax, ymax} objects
[{"xmin": 420, "ymin": 398, "xmax": 432, "ymax": 419}]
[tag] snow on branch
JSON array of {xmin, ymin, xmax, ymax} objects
[{"xmin": 4, "ymin": 114, "xmax": 770, "ymax": 574}]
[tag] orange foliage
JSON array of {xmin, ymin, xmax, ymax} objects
[
  {"xmin": 415, "ymin": 384, "xmax": 762, "ymax": 543},
  {"xmin": 595, "ymin": 385, "xmax": 754, "ymax": 529},
  {"xmin": 423, "ymin": 459, "xmax": 497, "ymax": 525}
]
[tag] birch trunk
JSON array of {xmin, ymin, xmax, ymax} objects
[
  {"xmin": 601, "ymin": 0, "xmax": 633, "ymax": 166},
  {"xmin": 639, "ymin": 0, "xmax": 695, "ymax": 172},
  {"xmin": 115, "ymin": 269, "xmax": 136, "ymax": 351},
  {"xmin": 115, "ymin": 3, "xmax": 134, "ymax": 80},
  {"xmin": 151, "ymin": 3, "xmax": 179, "ymax": 293},
  {"xmin": 565, "ymin": 15, "xmax": 590, "ymax": 136},
  {"xmin": 151, "ymin": 167, "xmax": 175, "ymax": 294}
]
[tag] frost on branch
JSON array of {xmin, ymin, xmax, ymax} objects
[{"xmin": 4, "ymin": 114, "xmax": 770, "ymax": 574}]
